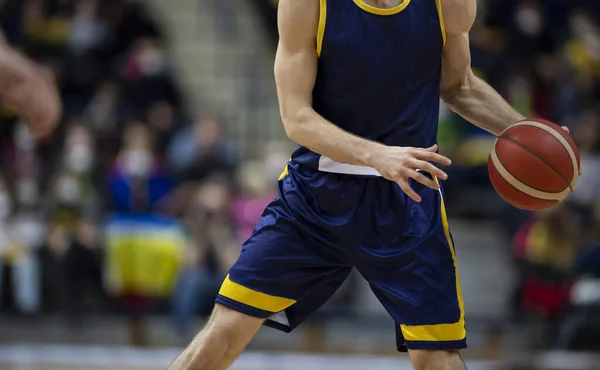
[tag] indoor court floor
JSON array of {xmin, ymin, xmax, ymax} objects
[
  {"xmin": 0, "ymin": 362, "xmax": 499, "ymax": 370},
  {"xmin": 0, "ymin": 366, "xmax": 152, "ymax": 370},
  {"xmin": 0, "ymin": 344, "xmax": 501, "ymax": 370}
]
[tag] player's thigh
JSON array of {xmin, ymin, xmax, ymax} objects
[
  {"xmin": 358, "ymin": 179, "xmax": 466, "ymax": 351},
  {"xmin": 409, "ymin": 350, "xmax": 466, "ymax": 370},
  {"xmin": 217, "ymin": 195, "xmax": 350, "ymax": 324}
]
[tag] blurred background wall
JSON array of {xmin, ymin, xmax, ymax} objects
[{"xmin": 0, "ymin": 0, "xmax": 599, "ymax": 369}]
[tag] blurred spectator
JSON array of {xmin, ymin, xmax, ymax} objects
[
  {"xmin": 108, "ymin": 122, "xmax": 174, "ymax": 214},
  {"xmin": 2, "ymin": 122, "xmax": 42, "ymax": 188},
  {"xmin": 48, "ymin": 120, "xmax": 99, "ymax": 225},
  {"xmin": 44, "ymin": 219, "xmax": 102, "ymax": 325},
  {"xmin": 509, "ymin": 0, "xmax": 554, "ymax": 60},
  {"xmin": 120, "ymin": 37, "xmax": 180, "ymax": 118},
  {"xmin": 569, "ymin": 110, "xmax": 600, "ymax": 220},
  {"xmin": 171, "ymin": 177, "xmax": 238, "ymax": 339},
  {"xmin": 0, "ymin": 176, "xmax": 42, "ymax": 314},
  {"xmin": 230, "ymin": 142, "xmax": 288, "ymax": 244},
  {"xmin": 230, "ymin": 161, "xmax": 275, "ymax": 245},
  {"xmin": 554, "ymin": 201, "xmax": 600, "ymax": 351},
  {"xmin": 146, "ymin": 100, "xmax": 179, "ymax": 154},
  {"xmin": 574, "ymin": 201, "xmax": 600, "ymax": 278},
  {"xmin": 564, "ymin": 10, "xmax": 600, "ymax": 81},
  {"xmin": 511, "ymin": 204, "xmax": 583, "ymax": 349},
  {"xmin": 512, "ymin": 205, "xmax": 579, "ymax": 319},
  {"xmin": 84, "ymin": 80, "xmax": 122, "ymax": 162},
  {"xmin": 68, "ymin": 0, "xmax": 108, "ymax": 57},
  {"xmin": 108, "ymin": 0, "xmax": 163, "ymax": 57},
  {"xmin": 168, "ymin": 112, "xmax": 235, "ymax": 178},
  {"xmin": 62, "ymin": 0, "xmax": 111, "ymax": 107},
  {"xmin": 511, "ymin": 204, "xmax": 580, "ymax": 348}
]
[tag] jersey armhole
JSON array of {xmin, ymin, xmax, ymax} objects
[
  {"xmin": 435, "ymin": 0, "xmax": 447, "ymax": 48},
  {"xmin": 316, "ymin": 0, "xmax": 327, "ymax": 57}
]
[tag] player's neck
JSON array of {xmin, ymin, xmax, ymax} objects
[{"xmin": 360, "ymin": 0, "xmax": 405, "ymax": 9}]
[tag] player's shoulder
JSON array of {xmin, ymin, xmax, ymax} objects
[
  {"xmin": 278, "ymin": 0, "xmax": 319, "ymax": 21},
  {"xmin": 277, "ymin": 0, "xmax": 319, "ymax": 37},
  {"xmin": 440, "ymin": 0, "xmax": 476, "ymax": 35}
]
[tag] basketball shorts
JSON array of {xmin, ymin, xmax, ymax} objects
[{"xmin": 215, "ymin": 162, "xmax": 466, "ymax": 351}]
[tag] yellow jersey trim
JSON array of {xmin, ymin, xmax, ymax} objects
[
  {"xmin": 400, "ymin": 178, "xmax": 466, "ymax": 342},
  {"xmin": 218, "ymin": 275, "xmax": 296, "ymax": 313},
  {"xmin": 352, "ymin": 0, "xmax": 411, "ymax": 16},
  {"xmin": 435, "ymin": 0, "xmax": 447, "ymax": 47},
  {"xmin": 278, "ymin": 163, "xmax": 290, "ymax": 180},
  {"xmin": 316, "ymin": 0, "xmax": 327, "ymax": 57}
]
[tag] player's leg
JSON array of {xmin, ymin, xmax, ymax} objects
[
  {"xmin": 168, "ymin": 304, "xmax": 264, "ymax": 370},
  {"xmin": 356, "ymin": 176, "xmax": 467, "ymax": 370},
  {"xmin": 170, "ymin": 164, "xmax": 352, "ymax": 370},
  {"xmin": 408, "ymin": 350, "xmax": 466, "ymax": 370}
]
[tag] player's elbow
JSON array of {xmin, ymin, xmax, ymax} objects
[
  {"xmin": 441, "ymin": 69, "xmax": 476, "ymax": 106},
  {"xmin": 440, "ymin": 84, "xmax": 461, "ymax": 106},
  {"xmin": 281, "ymin": 107, "xmax": 311, "ymax": 143},
  {"xmin": 281, "ymin": 115, "xmax": 299, "ymax": 142}
]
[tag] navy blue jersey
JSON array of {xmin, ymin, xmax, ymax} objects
[{"xmin": 292, "ymin": 0, "xmax": 446, "ymax": 169}]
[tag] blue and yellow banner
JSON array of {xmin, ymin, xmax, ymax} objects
[{"xmin": 105, "ymin": 214, "xmax": 186, "ymax": 298}]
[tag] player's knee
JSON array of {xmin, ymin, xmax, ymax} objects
[
  {"xmin": 199, "ymin": 326, "xmax": 242, "ymax": 361},
  {"xmin": 198, "ymin": 305, "xmax": 246, "ymax": 356},
  {"xmin": 410, "ymin": 350, "xmax": 466, "ymax": 370},
  {"xmin": 179, "ymin": 304, "xmax": 263, "ymax": 368}
]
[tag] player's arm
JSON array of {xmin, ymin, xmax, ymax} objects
[
  {"xmin": 276, "ymin": 0, "xmax": 450, "ymax": 202},
  {"xmin": 0, "ymin": 40, "xmax": 61, "ymax": 138},
  {"xmin": 275, "ymin": 0, "xmax": 385, "ymax": 167},
  {"xmin": 439, "ymin": 0, "xmax": 524, "ymax": 136}
]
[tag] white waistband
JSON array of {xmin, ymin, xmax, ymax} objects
[{"xmin": 318, "ymin": 156, "xmax": 382, "ymax": 176}]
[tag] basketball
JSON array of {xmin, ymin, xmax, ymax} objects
[{"xmin": 488, "ymin": 118, "xmax": 581, "ymax": 211}]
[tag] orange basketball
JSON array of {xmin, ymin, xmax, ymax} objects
[{"xmin": 488, "ymin": 118, "xmax": 581, "ymax": 211}]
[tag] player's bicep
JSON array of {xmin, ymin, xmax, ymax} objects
[
  {"xmin": 274, "ymin": 0, "xmax": 319, "ymax": 131},
  {"xmin": 439, "ymin": 0, "xmax": 477, "ymax": 99},
  {"xmin": 274, "ymin": 45, "xmax": 317, "ymax": 125},
  {"xmin": 440, "ymin": 32, "xmax": 472, "ymax": 96}
]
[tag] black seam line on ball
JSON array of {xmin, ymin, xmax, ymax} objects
[
  {"xmin": 493, "ymin": 171, "xmax": 555, "ymax": 210},
  {"xmin": 496, "ymin": 136, "xmax": 571, "ymax": 193}
]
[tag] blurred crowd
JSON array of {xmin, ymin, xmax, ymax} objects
[
  {"xmin": 434, "ymin": 0, "xmax": 600, "ymax": 349},
  {"xmin": 461, "ymin": 0, "xmax": 600, "ymax": 352},
  {"xmin": 0, "ymin": 0, "xmax": 599, "ymax": 353},
  {"xmin": 0, "ymin": 0, "xmax": 291, "ymax": 344},
  {"xmin": 443, "ymin": 0, "xmax": 600, "ymax": 352}
]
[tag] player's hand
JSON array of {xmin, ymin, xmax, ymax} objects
[
  {"xmin": 372, "ymin": 144, "xmax": 452, "ymax": 202},
  {"xmin": 0, "ymin": 50, "xmax": 61, "ymax": 139},
  {"xmin": 10, "ymin": 64, "xmax": 61, "ymax": 139},
  {"xmin": 561, "ymin": 126, "xmax": 583, "ymax": 175}
]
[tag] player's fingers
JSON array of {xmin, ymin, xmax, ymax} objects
[
  {"xmin": 411, "ymin": 160, "xmax": 448, "ymax": 180},
  {"xmin": 561, "ymin": 126, "xmax": 570, "ymax": 134},
  {"xmin": 424, "ymin": 144, "xmax": 438, "ymax": 152},
  {"xmin": 396, "ymin": 179, "xmax": 422, "ymax": 202},
  {"xmin": 414, "ymin": 149, "xmax": 452, "ymax": 166},
  {"xmin": 409, "ymin": 171, "xmax": 439, "ymax": 191},
  {"xmin": 29, "ymin": 83, "xmax": 61, "ymax": 138}
]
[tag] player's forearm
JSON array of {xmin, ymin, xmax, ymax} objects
[
  {"xmin": 283, "ymin": 107, "xmax": 384, "ymax": 167},
  {"xmin": 443, "ymin": 73, "xmax": 524, "ymax": 136}
]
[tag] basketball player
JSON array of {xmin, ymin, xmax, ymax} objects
[
  {"xmin": 0, "ymin": 38, "xmax": 61, "ymax": 137},
  {"xmin": 169, "ymin": 0, "xmax": 569, "ymax": 369}
]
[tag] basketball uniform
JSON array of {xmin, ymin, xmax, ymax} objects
[{"xmin": 216, "ymin": 0, "xmax": 467, "ymax": 351}]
